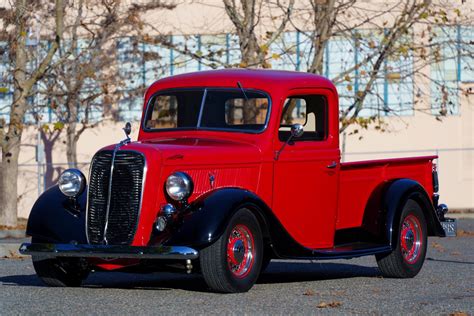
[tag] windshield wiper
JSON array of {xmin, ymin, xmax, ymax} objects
[{"xmin": 237, "ymin": 81, "xmax": 249, "ymax": 102}]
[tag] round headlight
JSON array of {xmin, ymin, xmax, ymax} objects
[
  {"xmin": 58, "ymin": 169, "xmax": 86, "ymax": 198},
  {"xmin": 165, "ymin": 172, "xmax": 193, "ymax": 201}
]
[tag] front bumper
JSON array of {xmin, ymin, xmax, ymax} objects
[{"xmin": 19, "ymin": 243, "xmax": 199, "ymax": 260}]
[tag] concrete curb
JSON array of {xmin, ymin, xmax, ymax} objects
[
  {"xmin": 0, "ymin": 230, "xmax": 26, "ymax": 239},
  {"xmin": 449, "ymin": 213, "xmax": 474, "ymax": 219},
  {"xmin": 0, "ymin": 243, "xmax": 25, "ymax": 258}
]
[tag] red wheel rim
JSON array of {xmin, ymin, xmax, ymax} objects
[
  {"xmin": 227, "ymin": 224, "xmax": 255, "ymax": 278},
  {"xmin": 400, "ymin": 214, "xmax": 423, "ymax": 264}
]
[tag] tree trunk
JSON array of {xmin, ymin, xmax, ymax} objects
[
  {"xmin": 0, "ymin": 141, "xmax": 20, "ymax": 227},
  {"xmin": 0, "ymin": 0, "xmax": 63, "ymax": 227},
  {"xmin": 308, "ymin": 0, "xmax": 336, "ymax": 74},
  {"xmin": 240, "ymin": 38, "xmax": 262, "ymax": 124},
  {"xmin": 0, "ymin": 0, "xmax": 28, "ymax": 228},
  {"xmin": 40, "ymin": 129, "xmax": 61, "ymax": 187},
  {"xmin": 66, "ymin": 121, "xmax": 78, "ymax": 168}
]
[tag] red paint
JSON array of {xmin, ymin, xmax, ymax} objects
[
  {"xmin": 337, "ymin": 157, "xmax": 435, "ymax": 230},
  {"xmin": 93, "ymin": 69, "xmax": 437, "ymax": 270}
]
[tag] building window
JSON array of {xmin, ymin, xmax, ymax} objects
[
  {"xmin": 430, "ymin": 26, "xmax": 461, "ymax": 115},
  {"xmin": 459, "ymin": 25, "xmax": 474, "ymax": 83}
]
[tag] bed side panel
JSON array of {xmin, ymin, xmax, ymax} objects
[{"xmin": 337, "ymin": 158, "xmax": 434, "ymax": 230}]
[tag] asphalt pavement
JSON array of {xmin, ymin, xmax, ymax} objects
[{"xmin": 0, "ymin": 219, "xmax": 473, "ymax": 315}]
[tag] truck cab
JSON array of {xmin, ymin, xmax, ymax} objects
[{"xmin": 21, "ymin": 69, "xmax": 456, "ymax": 293}]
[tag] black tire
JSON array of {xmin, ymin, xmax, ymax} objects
[
  {"xmin": 260, "ymin": 244, "xmax": 273, "ymax": 273},
  {"xmin": 376, "ymin": 199, "xmax": 428, "ymax": 278},
  {"xmin": 200, "ymin": 208, "xmax": 263, "ymax": 293},
  {"xmin": 31, "ymin": 238, "xmax": 89, "ymax": 287}
]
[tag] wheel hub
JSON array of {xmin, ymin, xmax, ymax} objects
[
  {"xmin": 404, "ymin": 230, "xmax": 414, "ymax": 249},
  {"xmin": 226, "ymin": 224, "xmax": 255, "ymax": 278},
  {"xmin": 232, "ymin": 240, "xmax": 245, "ymax": 263},
  {"xmin": 400, "ymin": 214, "xmax": 423, "ymax": 264}
]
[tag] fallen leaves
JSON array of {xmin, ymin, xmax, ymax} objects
[
  {"xmin": 0, "ymin": 218, "xmax": 27, "ymax": 230},
  {"xmin": 449, "ymin": 312, "xmax": 469, "ymax": 316},
  {"xmin": 303, "ymin": 289, "xmax": 315, "ymax": 296},
  {"xmin": 317, "ymin": 301, "xmax": 342, "ymax": 308},
  {"xmin": 431, "ymin": 241, "xmax": 445, "ymax": 252},
  {"xmin": 2, "ymin": 250, "xmax": 24, "ymax": 260},
  {"xmin": 457, "ymin": 229, "xmax": 474, "ymax": 237}
]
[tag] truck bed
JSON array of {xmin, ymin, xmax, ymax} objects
[{"xmin": 337, "ymin": 155, "xmax": 436, "ymax": 230}]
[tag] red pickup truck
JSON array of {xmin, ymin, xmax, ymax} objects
[{"xmin": 21, "ymin": 69, "xmax": 456, "ymax": 293}]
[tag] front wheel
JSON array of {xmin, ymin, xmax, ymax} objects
[
  {"xmin": 376, "ymin": 199, "xmax": 428, "ymax": 278},
  {"xmin": 31, "ymin": 238, "xmax": 89, "ymax": 287},
  {"xmin": 200, "ymin": 208, "xmax": 263, "ymax": 293}
]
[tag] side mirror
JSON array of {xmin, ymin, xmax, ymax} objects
[
  {"xmin": 275, "ymin": 123, "xmax": 304, "ymax": 161},
  {"xmin": 290, "ymin": 123, "xmax": 304, "ymax": 138}
]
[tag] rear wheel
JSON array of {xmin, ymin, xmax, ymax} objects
[
  {"xmin": 200, "ymin": 208, "xmax": 263, "ymax": 293},
  {"xmin": 31, "ymin": 238, "xmax": 89, "ymax": 287},
  {"xmin": 376, "ymin": 199, "xmax": 427, "ymax": 278},
  {"xmin": 260, "ymin": 244, "xmax": 273, "ymax": 273}
]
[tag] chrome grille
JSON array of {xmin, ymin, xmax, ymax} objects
[{"xmin": 87, "ymin": 150, "xmax": 145, "ymax": 245}]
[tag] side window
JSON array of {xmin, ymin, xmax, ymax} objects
[{"xmin": 279, "ymin": 95, "xmax": 328, "ymax": 141}]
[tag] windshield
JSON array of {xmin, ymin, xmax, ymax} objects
[{"xmin": 144, "ymin": 88, "xmax": 270, "ymax": 133}]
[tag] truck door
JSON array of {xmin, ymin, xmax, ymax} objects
[{"xmin": 273, "ymin": 89, "xmax": 340, "ymax": 249}]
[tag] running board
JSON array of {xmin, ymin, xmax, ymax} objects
[{"xmin": 277, "ymin": 242, "xmax": 392, "ymax": 260}]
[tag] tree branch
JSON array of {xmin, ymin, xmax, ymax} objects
[{"xmin": 24, "ymin": 0, "xmax": 64, "ymax": 91}]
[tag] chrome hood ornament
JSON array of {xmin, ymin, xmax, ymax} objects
[{"xmin": 122, "ymin": 122, "xmax": 132, "ymax": 145}]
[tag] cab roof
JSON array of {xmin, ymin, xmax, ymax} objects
[{"xmin": 145, "ymin": 69, "xmax": 337, "ymax": 99}]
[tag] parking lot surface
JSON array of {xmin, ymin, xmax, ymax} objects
[{"xmin": 0, "ymin": 219, "xmax": 473, "ymax": 315}]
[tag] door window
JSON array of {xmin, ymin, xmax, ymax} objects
[{"xmin": 279, "ymin": 95, "xmax": 328, "ymax": 141}]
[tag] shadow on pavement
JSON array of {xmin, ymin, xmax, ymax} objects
[
  {"xmin": 426, "ymin": 257, "xmax": 474, "ymax": 265},
  {"xmin": 0, "ymin": 261, "xmax": 381, "ymax": 292},
  {"xmin": 258, "ymin": 261, "xmax": 380, "ymax": 284}
]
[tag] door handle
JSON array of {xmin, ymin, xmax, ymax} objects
[{"xmin": 327, "ymin": 161, "xmax": 338, "ymax": 169}]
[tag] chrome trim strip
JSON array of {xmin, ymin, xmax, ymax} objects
[
  {"xmin": 196, "ymin": 88, "xmax": 208, "ymax": 128},
  {"xmin": 102, "ymin": 142, "xmax": 121, "ymax": 245},
  {"xmin": 19, "ymin": 243, "xmax": 199, "ymax": 260}
]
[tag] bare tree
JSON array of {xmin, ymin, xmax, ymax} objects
[
  {"xmin": 38, "ymin": 0, "xmax": 176, "ymax": 167},
  {"xmin": 223, "ymin": 0, "xmax": 295, "ymax": 68},
  {"xmin": 284, "ymin": 0, "xmax": 473, "ymax": 133},
  {"xmin": 339, "ymin": 0, "xmax": 433, "ymax": 132},
  {"xmin": 0, "ymin": 0, "xmax": 64, "ymax": 227}
]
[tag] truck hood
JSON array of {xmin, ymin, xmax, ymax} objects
[{"xmin": 136, "ymin": 137, "xmax": 263, "ymax": 166}]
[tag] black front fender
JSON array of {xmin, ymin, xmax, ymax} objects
[
  {"xmin": 163, "ymin": 188, "xmax": 270, "ymax": 248},
  {"xmin": 163, "ymin": 188, "xmax": 317, "ymax": 258},
  {"xmin": 26, "ymin": 186, "xmax": 88, "ymax": 244}
]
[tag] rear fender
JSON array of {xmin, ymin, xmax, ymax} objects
[
  {"xmin": 384, "ymin": 179, "xmax": 445, "ymax": 249},
  {"xmin": 26, "ymin": 185, "xmax": 88, "ymax": 243}
]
